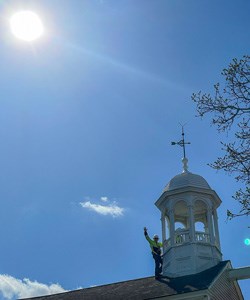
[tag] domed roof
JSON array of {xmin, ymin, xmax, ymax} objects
[{"xmin": 164, "ymin": 171, "xmax": 211, "ymax": 192}]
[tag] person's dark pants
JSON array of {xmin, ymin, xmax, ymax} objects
[{"xmin": 153, "ymin": 253, "xmax": 162, "ymax": 277}]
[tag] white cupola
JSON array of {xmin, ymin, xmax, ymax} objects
[{"xmin": 155, "ymin": 157, "xmax": 222, "ymax": 278}]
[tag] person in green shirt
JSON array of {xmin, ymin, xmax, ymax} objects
[{"xmin": 144, "ymin": 227, "xmax": 163, "ymax": 279}]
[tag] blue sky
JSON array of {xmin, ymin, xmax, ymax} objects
[{"xmin": 0, "ymin": 0, "xmax": 249, "ymax": 299}]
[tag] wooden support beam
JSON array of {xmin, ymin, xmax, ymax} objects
[{"xmin": 228, "ymin": 267, "xmax": 250, "ymax": 281}]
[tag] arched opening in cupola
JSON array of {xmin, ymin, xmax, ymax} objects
[
  {"xmin": 195, "ymin": 221, "xmax": 205, "ymax": 232},
  {"xmin": 175, "ymin": 221, "xmax": 186, "ymax": 230},
  {"xmin": 194, "ymin": 200, "xmax": 210, "ymax": 243},
  {"xmin": 173, "ymin": 200, "xmax": 189, "ymax": 244}
]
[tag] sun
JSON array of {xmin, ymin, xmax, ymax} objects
[{"xmin": 10, "ymin": 11, "xmax": 44, "ymax": 41}]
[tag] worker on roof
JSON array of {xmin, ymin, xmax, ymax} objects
[{"xmin": 144, "ymin": 227, "xmax": 163, "ymax": 279}]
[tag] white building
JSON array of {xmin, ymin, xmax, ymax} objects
[{"xmin": 22, "ymin": 158, "xmax": 249, "ymax": 300}]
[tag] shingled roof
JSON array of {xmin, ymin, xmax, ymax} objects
[{"xmin": 21, "ymin": 261, "xmax": 229, "ymax": 300}]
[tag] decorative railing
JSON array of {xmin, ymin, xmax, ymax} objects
[
  {"xmin": 164, "ymin": 230, "xmax": 210, "ymax": 249},
  {"xmin": 163, "ymin": 230, "xmax": 190, "ymax": 248},
  {"xmin": 174, "ymin": 230, "xmax": 190, "ymax": 245},
  {"xmin": 195, "ymin": 231, "xmax": 210, "ymax": 243}
]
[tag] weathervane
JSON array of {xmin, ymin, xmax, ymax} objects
[{"xmin": 171, "ymin": 124, "xmax": 191, "ymax": 159}]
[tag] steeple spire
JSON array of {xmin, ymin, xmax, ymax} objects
[{"xmin": 171, "ymin": 125, "xmax": 191, "ymax": 172}]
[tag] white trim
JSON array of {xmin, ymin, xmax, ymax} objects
[
  {"xmin": 193, "ymin": 197, "xmax": 210, "ymax": 208},
  {"xmin": 155, "ymin": 187, "xmax": 222, "ymax": 210}
]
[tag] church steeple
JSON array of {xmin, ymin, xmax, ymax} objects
[{"xmin": 155, "ymin": 131, "xmax": 222, "ymax": 277}]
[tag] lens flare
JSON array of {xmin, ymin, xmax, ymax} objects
[{"xmin": 244, "ymin": 238, "xmax": 250, "ymax": 246}]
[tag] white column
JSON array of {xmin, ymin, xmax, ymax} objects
[
  {"xmin": 213, "ymin": 210, "xmax": 221, "ymax": 249},
  {"xmin": 207, "ymin": 208, "xmax": 215, "ymax": 244},
  {"xmin": 161, "ymin": 212, "xmax": 166, "ymax": 242},
  {"xmin": 188, "ymin": 204, "xmax": 195, "ymax": 242},
  {"xmin": 169, "ymin": 209, "xmax": 175, "ymax": 246}
]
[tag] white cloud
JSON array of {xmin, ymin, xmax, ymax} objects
[
  {"xmin": 80, "ymin": 201, "xmax": 124, "ymax": 217},
  {"xmin": 0, "ymin": 275, "xmax": 66, "ymax": 300},
  {"xmin": 100, "ymin": 196, "xmax": 108, "ymax": 202}
]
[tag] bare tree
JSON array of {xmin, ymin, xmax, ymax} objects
[{"xmin": 192, "ymin": 55, "xmax": 250, "ymax": 219}]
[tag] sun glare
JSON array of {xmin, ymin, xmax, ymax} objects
[
  {"xmin": 10, "ymin": 11, "xmax": 44, "ymax": 41},
  {"xmin": 244, "ymin": 238, "xmax": 250, "ymax": 246}
]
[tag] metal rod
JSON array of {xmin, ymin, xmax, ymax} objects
[{"xmin": 171, "ymin": 124, "xmax": 190, "ymax": 158}]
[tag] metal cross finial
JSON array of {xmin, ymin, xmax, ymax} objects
[{"xmin": 171, "ymin": 124, "xmax": 191, "ymax": 159}]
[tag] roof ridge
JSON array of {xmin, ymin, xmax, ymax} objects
[{"xmin": 81, "ymin": 275, "xmax": 155, "ymax": 290}]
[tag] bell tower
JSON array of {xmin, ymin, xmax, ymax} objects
[{"xmin": 155, "ymin": 130, "xmax": 222, "ymax": 277}]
